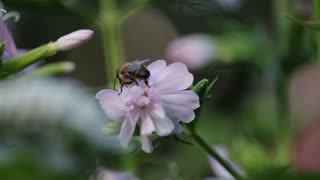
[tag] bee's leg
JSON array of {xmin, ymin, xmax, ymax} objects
[
  {"xmin": 145, "ymin": 80, "xmax": 150, "ymax": 88},
  {"xmin": 133, "ymin": 79, "xmax": 138, "ymax": 86},
  {"xmin": 118, "ymin": 83, "xmax": 124, "ymax": 95},
  {"xmin": 126, "ymin": 73, "xmax": 139, "ymax": 86}
]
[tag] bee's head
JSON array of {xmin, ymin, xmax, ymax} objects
[{"xmin": 137, "ymin": 68, "xmax": 150, "ymax": 79}]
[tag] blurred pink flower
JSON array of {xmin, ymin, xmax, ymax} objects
[
  {"xmin": 294, "ymin": 0, "xmax": 313, "ymax": 20},
  {"xmin": 96, "ymin": 60, "xmax": 200, "ymax": 153},
  {"xmin": 165, "ymin": 34, "xmax": 215, "ymax": 70},
  {"xmin": 289, "ymin": 63, "xmax": 320, "ymax": 171},
  {"xmin": 0, "ymin": 19, "xmax": 39, "ymax": 73},
  {"xmin": 95, "ymin": 168, "xmax": 138, "ymax": 180},
  {"xmin": 216, "ymin": 0, "xmax": 242, "ymax": 12},
  {"xmin": 205, "ymin": 146, "xmax": 245, "ymax": 180},
  {"xmin": 0, "ymin": 18, "xmax": 18, "ymax": 60}
]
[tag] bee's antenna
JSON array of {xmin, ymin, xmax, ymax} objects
[{"xmin": 141, "ymin": 59, "xmax": 149, "ymax": 64}]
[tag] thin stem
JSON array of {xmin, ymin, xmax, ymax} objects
[
  {"xmin": 100, "ymin": 0, "xmax": 116, "ymax": 11},
  {"xmin": 100, "ymin": 20, "xmax": 123, "ymax": 86},
  {"xmin": 190, "ymin": 130, "xmax": 243, "ymax": 179},
  {"xmin": 273, "ymin": 0, "xmax": 288, "ymax": 36},
  {"xmin": 313, "ymin": 0, "xmax": 320, "ymax": 62},
  {"xmin": 99, "ymin": 0, "xmax": 124, "ymax": 87}
]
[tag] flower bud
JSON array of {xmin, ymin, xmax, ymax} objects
[{"xmin": 54, "ymin": 29, "xmax": 94, "ymax": 51}]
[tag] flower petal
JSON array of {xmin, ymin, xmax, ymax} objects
[
  {"xmin": 0, "ymin": 20, "xmax": 17, "ymax": 60},
  {"xmin": 151, "ymin": 62, "xmax": 194, "ymax": 93},
  {"xmin": 148, "ymin": 102, "xmax": 166, "ymax": 119},
  {"xmin": 136, "ymin": 96, "xmax": 150, "ymax": 107},
  {"xmin": 96, "ymin": 90, "xmax": 127, "ymax": 121},
  {"xmin": 172, "ymin": 120, "xmax": 183, "ymax": 134},
  {"xmin": 122, "ymin": 86, "xmax": 145, "ymax": 103},
  {"xmin": 140, "ymin": 111, "xmax": 155, "ymax": 135},
  {"xmin": 119, "ymin": 111, "xmax": 139, "ymax": 148},
  {"xmin": 147, "ymin": 60, "xmax": 167, "ymax": 84},
  {"xmin": 140, "ymin": 135, "xmax": 153, "ymax": 153},
  {"xmin": 160, "ymin": 90, "xmax": 200, "ymax": 109},
  {"xmin": 152, "ymin": 116, "xmax": 175, "ymax": 136},
  {"xmin": 163, "ymin": 103, "xmax": 196, "ymax": 123}
]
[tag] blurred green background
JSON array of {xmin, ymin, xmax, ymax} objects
[{"xmin": 1, "ymin": 0, "xmax": 320, "ymax": 179}]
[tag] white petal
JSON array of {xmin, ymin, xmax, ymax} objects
[
  {"xmin": 140, "ymin": 135, "xmax": 153, "ymax": 153},
  {"xmin": 163, "ymin": 103, "xmax": 196, "ymax": 123},
  {"xmin": 172, "ymin": 120, "xmax": 183, "ymax": 134},
  {"xmin": 160, "ymin": 90, "xmax": 200, "ymax": 109},
  {"xmin": 119, "ymin": 112, "xmax": 139, "ymax": 148},
  {"xmin": 140, "ymin": 111, "xmax": 155, "ymax": 135},
  {"xmin": 123, "ymin": 86, "xmax": 145, "ymax": 102},
  {"xmin": 152, "ymin": 116, "xmax": 175, "ymax": 136},
  {"xmin": 96, "ymin": 90, "xmax": 127, "ymax": 121},
  {"xmin": 147, "ymin": 60, "xmax": 167, "ymax": 83},
  {"xmin": 136, "ymin": 96, "xmax": 150, "ymax": 107},
  {"xmin": 153, "ymin": 62, "xmax": 194, "ymax": 93},
  {"xmin": 148, "ymin": 103, "xmax": 166, "ymax": 119}
]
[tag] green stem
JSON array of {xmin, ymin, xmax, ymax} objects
[
  {"xmin": 100, "ymin": 0, "xmax": 116, "ymax": 10},
  {"xmin": 99, "ymin": 0, "xmax": 136, "ymax": 173},
  {"xmin": 190, "ymin": 130, "xmax": 243, "ymax": 179},
  {"xmin": 99, "ymin": 0, "xmax": 124, "ymax": 87},
  {"xmin": 314, "ymin": 0, "xmax": 320, "ymax": 62}
]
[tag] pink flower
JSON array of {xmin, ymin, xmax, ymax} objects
[
  {"xmin": 96, "ymin": 60, "xmax": 200, "ymax": 153},
  {"xmin": 165, "ymin": 34, "xmax": 215, "ymax": 70},
  {"xmin": 95, "ymin": 168, "xmax": 138, "ymax": 180},
  {"xmin": 0, "ymin": 18, "xmax": 18, "ymax": 60},
  {"xmin": 216, "ymin": 0, "xmax": 242, "ymax": 12}
]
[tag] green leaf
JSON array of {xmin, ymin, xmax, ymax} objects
[{"xmin": 285, "ymin": 14, "xmax": 320, "ymax": 31}]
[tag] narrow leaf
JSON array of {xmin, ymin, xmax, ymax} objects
[{"xmin": 285, "ymin": 14, "xmax": 320, "ymax": 31}]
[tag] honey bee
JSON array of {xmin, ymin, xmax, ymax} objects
[{"xmin": 116, "ymin": 59, "xmax": 150, "ymax": 95}]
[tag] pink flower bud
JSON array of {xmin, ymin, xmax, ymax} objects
[{"xmin": 54, "ymin": 29, "xmax": 94, "ymax": 51}]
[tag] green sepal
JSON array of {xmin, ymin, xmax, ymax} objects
[
  {"xmin": 0, "ymin": 42, "xmax": 57, "ymax": 75},
  {"xmin": 192, "ymin": 77, "xmax": 218, "ymax": 98},
  {"xmin": 102, "ymin": 122, "xmax": 122, "ymax": 136},
  {"xmin": 186, "ymin": 78, "xmax": 218, "ymax": 131},
  {"xmin": 20, "ymin": 61, "xmax": 75, "ymax": 78},
  {"xmin": 192, "ymin": 79, "xmax": 209, "ymax": 97}
]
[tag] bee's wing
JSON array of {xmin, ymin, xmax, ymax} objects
[{"xmin": 127, "ymin": 59, "xmax": 149, "ymax": 72}]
